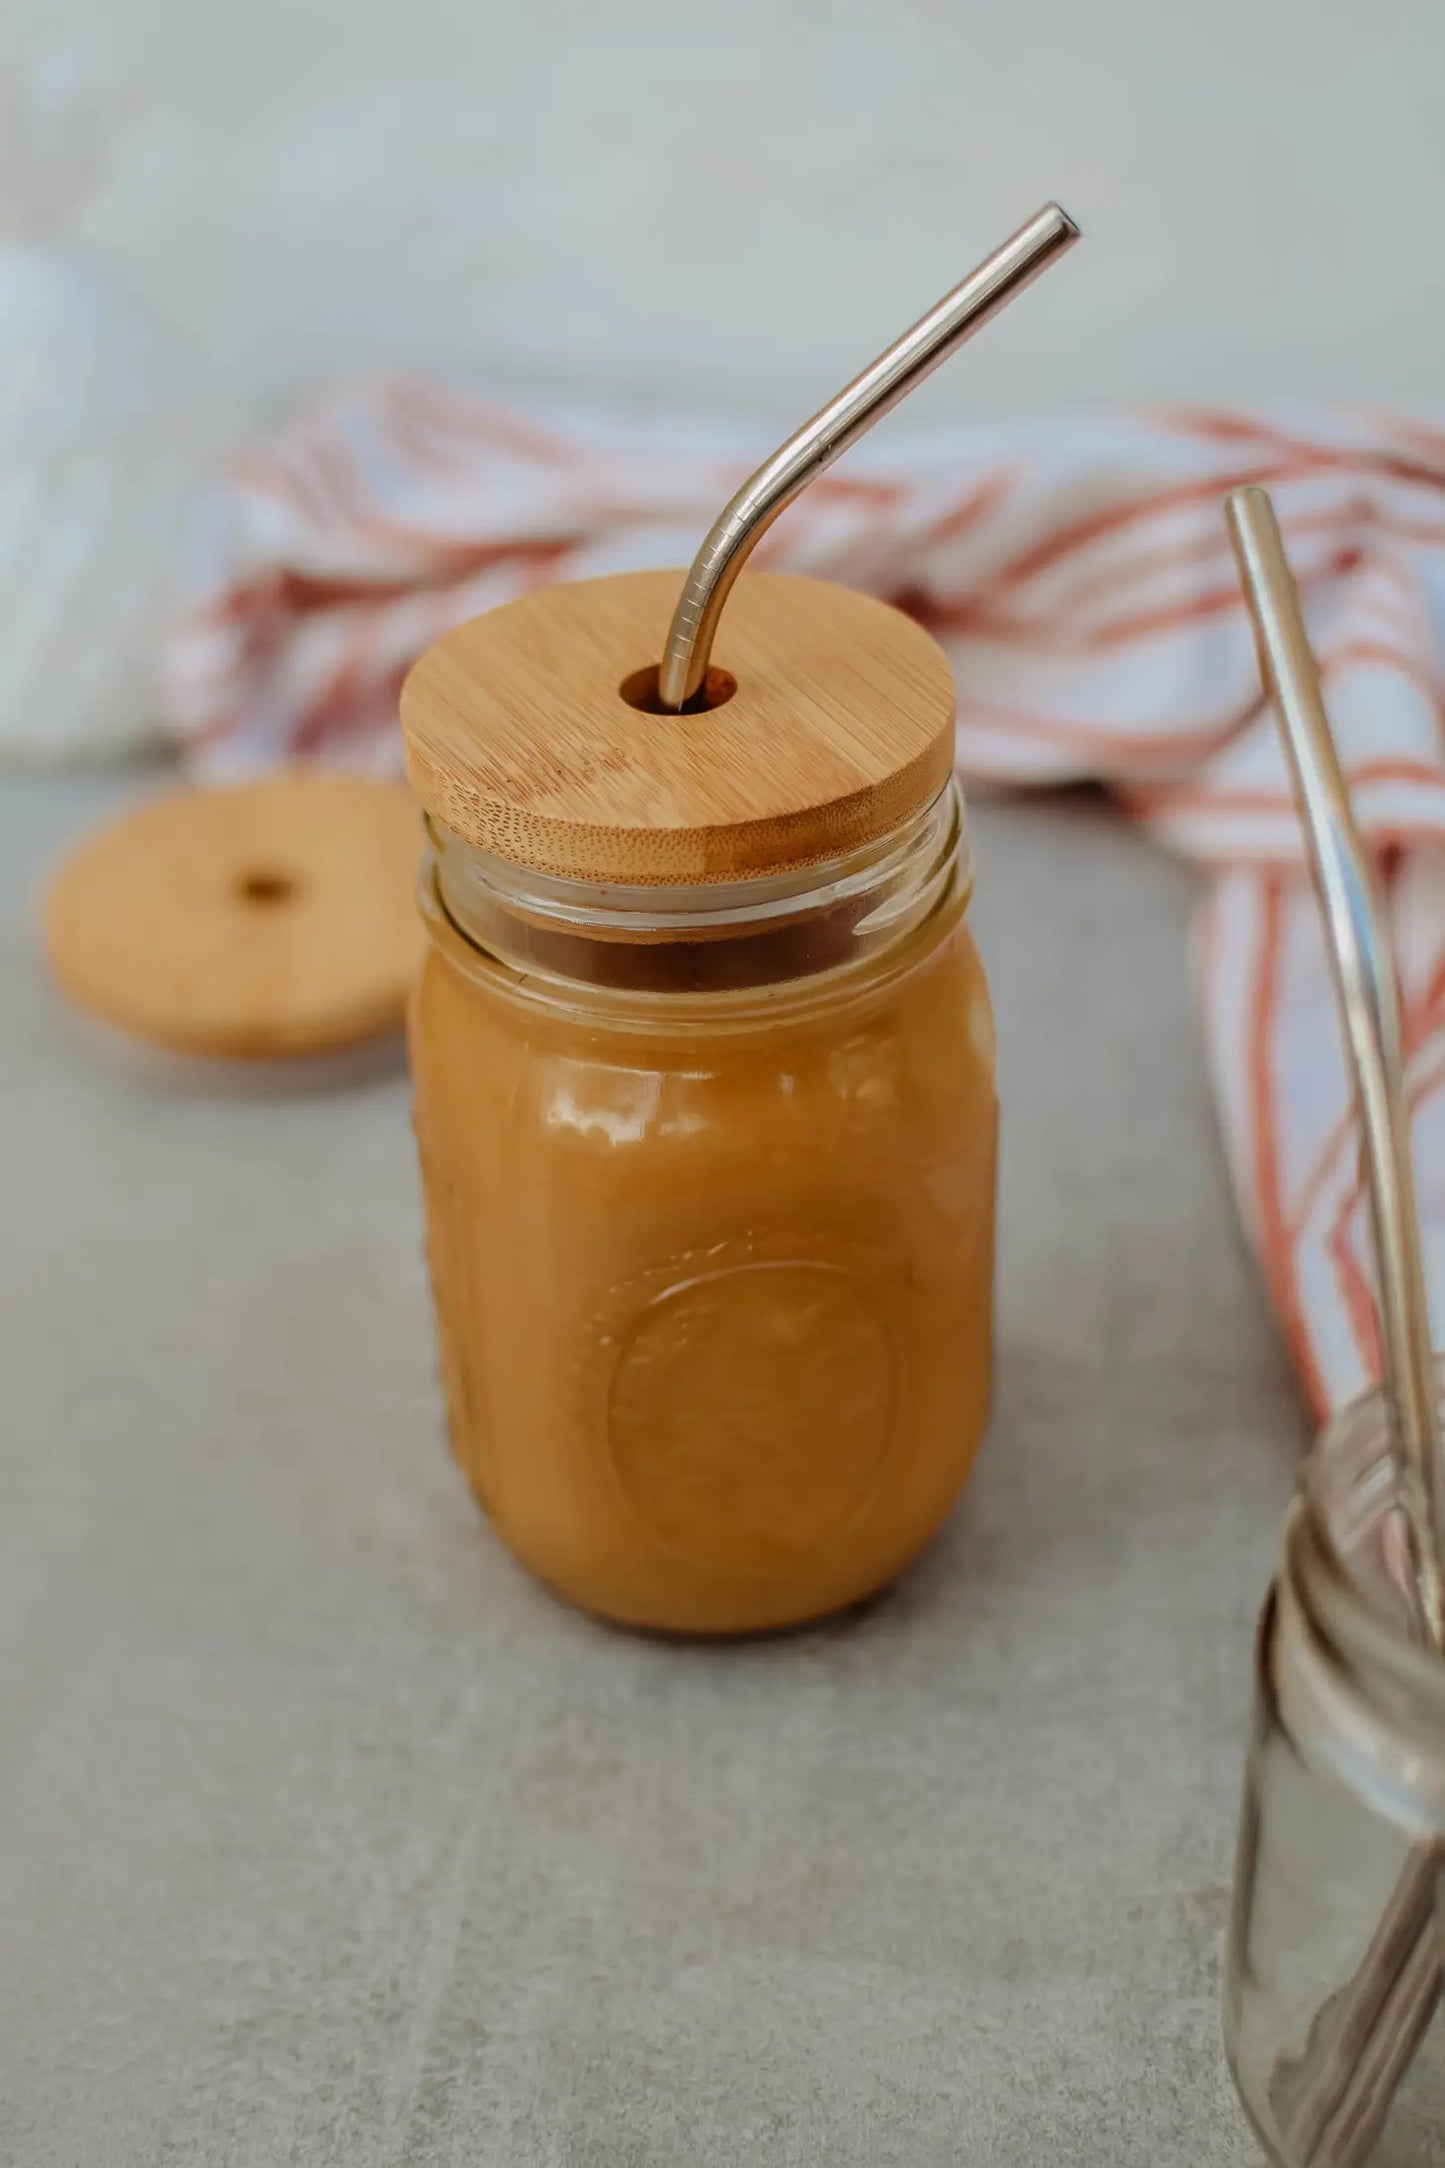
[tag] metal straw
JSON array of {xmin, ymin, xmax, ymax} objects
[
  {"xmin": 656, "ymin": 202, "xmax": 1080, "ymax": 713},
  {"xmin": 1278, "ymin": 1858, "xmax": 1441, "ymax": 2166},
  {"xmin": 1227, "ymin": 485, "xmax": 1445, "ymax": 2168},
  {"xmin": 1226, "ymin": 486, "xmax": 1445, "ymax": 1643}
]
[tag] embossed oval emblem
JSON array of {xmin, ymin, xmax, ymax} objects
[{"xmin": 606, "ymin": 1262, "xmax": 897, "ymax": 1567}]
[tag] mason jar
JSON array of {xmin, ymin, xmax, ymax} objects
[
  {"xmin": 400, "ymin": 569, "xmax": 997, "ymax": 1634},
  {"xmin": 1225, "ymin": 1377, "xmax": 1445, "ymax": 2164}
]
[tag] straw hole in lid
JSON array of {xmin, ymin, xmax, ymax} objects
[
  {"xmin": 618, "ymin": 664, "xmax": 737, "ymax": 717},
  {"xmin": 234, "ymin": 865, "xmax": 303, "ymax": 908}
]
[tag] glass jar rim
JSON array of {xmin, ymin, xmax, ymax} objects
[
  {"xmin": 423, "ymin": 781, "xmax": 971, "ymax": 942},
  {"xmin": 1280, "ymin": 1372, "xmax": 1445, "ymax": 1820},
  {"xmin": 1300, "ymin": 1373, "xmax": 1445, "ymax": 1703},
  {"xmin": 421, "ymin": 777, "xmax": 973, "ymax": 1013},
  {"xmin": 418, "ymin": 847, "xmax": 970, "ymax": 1028}
]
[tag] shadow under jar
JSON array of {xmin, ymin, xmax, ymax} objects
[
  {"xmin": 400, "ymin": 569, "xmax": 997, "ymax": 1634},
  {"xmin": 1226, "ymin": 1379, "xmax": 1445, "ymax": 2164}
]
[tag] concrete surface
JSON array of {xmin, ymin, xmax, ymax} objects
[
  {"xmin": 0, "ymin": 771, "xmax": 1301, "ymax": 2165},
  {"xmin": 13, "ymin": 0, "xmax": 1445, "ymax": 423}
]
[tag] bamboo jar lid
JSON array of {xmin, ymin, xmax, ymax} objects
[
  {"xmin": 43, "ymin": 774, "xmax": 424, "ymax": 1060},
  {"xmin": 399, "ymin": 570, "xmax": 956, "ymax": 886}
]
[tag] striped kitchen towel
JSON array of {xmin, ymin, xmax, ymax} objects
[{"xmin": 163, "ymin": 389, "xmax": 1445, "ymax": 1417}]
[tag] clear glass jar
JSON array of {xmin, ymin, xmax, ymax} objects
[
  {"xmin": 1225, "ymin": 1377, "xmax": 1445, "ymax": 2164},
  {"xmin": 408, "ymin": 779, "xmax": 998, "ymax": 1634}
]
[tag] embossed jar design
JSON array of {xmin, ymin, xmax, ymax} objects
[{"xmin": 402, "ymin": 570, "xmax": 997, "ymax": 1632}]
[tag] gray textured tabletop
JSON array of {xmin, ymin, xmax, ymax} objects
[{"xmin": 1, "ymin": 771, "xmax": 1299, "ymax": 2166}]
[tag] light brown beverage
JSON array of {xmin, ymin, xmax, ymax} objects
[{"xmin": 410, "ymin": 838, "xmax": 995, "ymax": 1632}]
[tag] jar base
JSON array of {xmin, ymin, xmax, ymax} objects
[{"xmin": 458, "ymin": 1461, "xmax": 961, "ymax": 1638}]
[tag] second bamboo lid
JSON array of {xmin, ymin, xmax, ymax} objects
[
  {"xmin": 399, "ymin": 570, "xmax": 956, "ymax": 887},
  {"xmin": 43, "ymin": 775, "xmax": 423, "ymax": 1060}
]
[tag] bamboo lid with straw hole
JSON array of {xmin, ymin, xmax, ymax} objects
[
  {"xmin": 401, "ymin": 204, "xmax": 1081, "ymax": 889},
  {"xmin": 43, "ymin": 774, "xmax": 424, "ymax": 1060},
  {"xmin": 400, "ymin": 569, "xmax": 957, "ymax": 886}
]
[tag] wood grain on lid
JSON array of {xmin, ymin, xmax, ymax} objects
[
  {"xmin": 399, "ymin": 570, "xmax": 956, "ymax": 885},
  {"xmin": 43, "ymin": 774, "xmax": 424, "ymax": 1060}
]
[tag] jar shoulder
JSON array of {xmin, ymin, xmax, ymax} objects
[{"xmin": 411, "ymin": 918, "xmax": 994, "ymax": 1163}]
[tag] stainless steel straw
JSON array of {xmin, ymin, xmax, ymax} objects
[
  {"xmin": 1226, "ymin": 485, "xmax": 1445, "ymax": 2168},
  {"xmin": 1226, "ymin": 486, "xmax": 1445, "ymax": 1641},
  {"xmin": 656, "ymin": 202, "xmax": 1080, "ymax": 713}
]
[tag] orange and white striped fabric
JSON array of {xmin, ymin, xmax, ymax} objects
[{"xmin": 163, "ymin": 388, "xmax": 1445, "ymax": 1418}]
